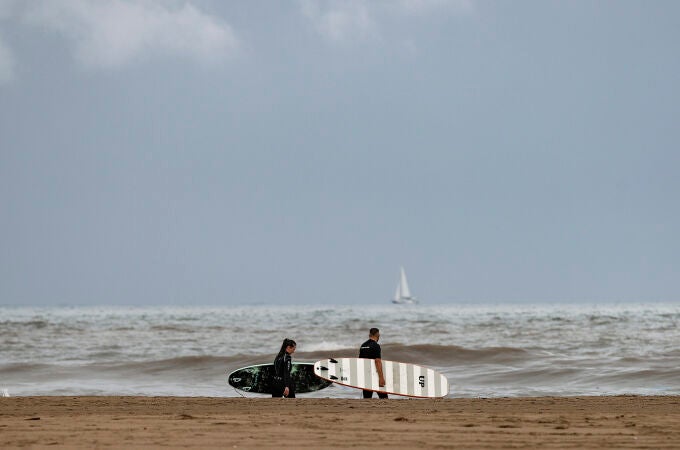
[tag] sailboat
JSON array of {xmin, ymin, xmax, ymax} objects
[{"xmin": 392, "ymin": 267, "xmax": 418, "ymax": 304}]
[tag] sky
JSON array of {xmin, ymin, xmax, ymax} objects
[{"xmin": 1, "ymin": 0, "xmax": 679, "ymax": 306}]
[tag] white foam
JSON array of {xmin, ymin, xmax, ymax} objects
[{"xmin": 301, "ymin": 340, "xmax": 350, "ymax": 352}]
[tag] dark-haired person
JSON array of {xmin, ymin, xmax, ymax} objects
[
  {"xmin": 272, "ymin": 338, "xmax": 297, "ymax": 398},
  {"xmin": 359, "ymin": 328, "xmax": 388, "ymax": 399}
]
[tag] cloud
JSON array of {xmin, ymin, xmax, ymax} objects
[
  {"xmin": 299, "ymin": 0, "xmax": 474, "ymax": 44},
  {"xmin": 395, "ymin": 0, "xmax": 474, "ymax": 15},
  {"xmin": 0, "ymin": 35, "xmax": 14, "ymax": 84},
  {"xmin": 0, "ymin": 0, "xmax": 18, "ymax": 19},
  {"xmin": 0, "ymin": 0, "xmax": 17, "ymax": 84},
  {"xmin": 299, "ymin": 0, "xmax": 375, "ymax": 44},
  {"xmin": 23, "ymin": 0, "xmax": 239, "ymax": 69}
]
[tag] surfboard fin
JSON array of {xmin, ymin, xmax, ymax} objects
[
  {"xmin": 330, "ymin": 375, "xmax": 338, "ymax": 380},
  {"xmin": 319, "ymin": 366, "xmax": 328, "ymax": 371},
  {"xmin": 329, "ymin": 358, "xmax": 338, "ymax": 363}
]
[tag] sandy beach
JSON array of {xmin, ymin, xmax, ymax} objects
[{"xmin": 1, "ymin": 396, "xmax": 679, "ymax": 448}]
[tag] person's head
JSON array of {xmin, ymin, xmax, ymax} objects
[
  {"xmin": 278, "ymin": 338, "xmax": 297, "ymax": 356},
  {"xmin": 369, "ymin": 328, "xmax": 380, "ymax": 341}
]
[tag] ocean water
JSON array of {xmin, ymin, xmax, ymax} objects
[{"xmin": 1, "ymin": 303, "xmax": 679, "ymax": 398}]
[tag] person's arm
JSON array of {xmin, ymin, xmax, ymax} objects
[
  {"xmin": 375, "ymin": 358, "xmax": 386, "ymax": 387},
  {"xmin": 283, "ymin": 356, "xmax": 292, "ymax": 397}
]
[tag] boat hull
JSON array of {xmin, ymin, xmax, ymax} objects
[{"xmin": 392, "ymin": 298, "xmax": 418, "ymax": 304}]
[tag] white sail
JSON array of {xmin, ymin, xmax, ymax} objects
[
  {"xmin": 399, "ymin": 267, "xmax": 411, "ymax": 298},
  {"xmin": 392, "ymin": 266, "xmax": 418, "ymax": 304}
]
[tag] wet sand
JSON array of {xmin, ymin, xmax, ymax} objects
[{"xmin": 1, "ymin": 396, "xmax": 679, "ymax": 448}]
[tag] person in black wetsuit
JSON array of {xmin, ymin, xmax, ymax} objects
[
  {"xmin": 359, "ymin": 328, "xmax": 388, "ymax": 399},
  {"xmin": 272, "ymin": 338, "xmax": 296, "ymax": 398}
]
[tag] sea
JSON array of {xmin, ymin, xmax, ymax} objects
[{"xmin": 1, "ymin": 303, "xmax": 679, "ymax": 398}]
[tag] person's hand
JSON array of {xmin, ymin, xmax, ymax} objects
[
  {"xmin": 379, "ymin": 377, "xmax": 386, "ymax": 387},
  {"xmin": 283, "ymin": 387, "xmax": 290, "ymax": 397}
]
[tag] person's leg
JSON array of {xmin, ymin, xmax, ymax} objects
[
  {"xmin": 271, "ymin": 381, "xmax": 283, "ymax": 397},
  {"xmin": 377, "ymin": 392, "xmax": 388, "ymax": 399},
  {"xmin": 362, "ymin": 390, "xmax": 373, "ymax": 398}
]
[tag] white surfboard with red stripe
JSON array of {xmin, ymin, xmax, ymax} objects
[{"xmin": 314, "ymin": 358, "xmax": 449, "ymax": 398}]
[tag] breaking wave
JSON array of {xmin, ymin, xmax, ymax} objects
[{"xmin": 1, "ymin": 303, "xmax": 679, "ymax": 397}]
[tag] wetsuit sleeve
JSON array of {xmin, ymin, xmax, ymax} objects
[{"xmin": 284, "ymin": 355, "xmax": 293, "ymax": 388}]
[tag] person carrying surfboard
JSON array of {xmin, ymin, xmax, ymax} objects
[
  {"xmin": 359, "ymin": 328, "xmax": 388, "ymax": 399},
  {"xmin": 272, "ymin": 338, "xmax": 297, "ymax": 398}
]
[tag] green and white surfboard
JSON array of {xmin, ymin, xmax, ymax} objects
[{"xmin": 228, "ymin": 362, "xmax": 332, "ymax": 395}]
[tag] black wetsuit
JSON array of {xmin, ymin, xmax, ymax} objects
[
  {"xmin": 359, "ymin": 339, "xmax": 388, "ymax": 399},
  {"xmin": 272, "ymin": 352, "xmax": 295, "ymax": 398}
]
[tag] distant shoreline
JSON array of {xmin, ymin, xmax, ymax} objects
[
  {"xmin": 2, "ymin": 301, "xmax": 678, "ymax": 308},
  {"xmin": 2, "ymin": 396, "xmax": 679, "ymax": 448}
]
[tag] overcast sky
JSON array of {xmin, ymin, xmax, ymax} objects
[{"xmin": 1, "ymin": 0, "xmax": 679, "ymax": 306}]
